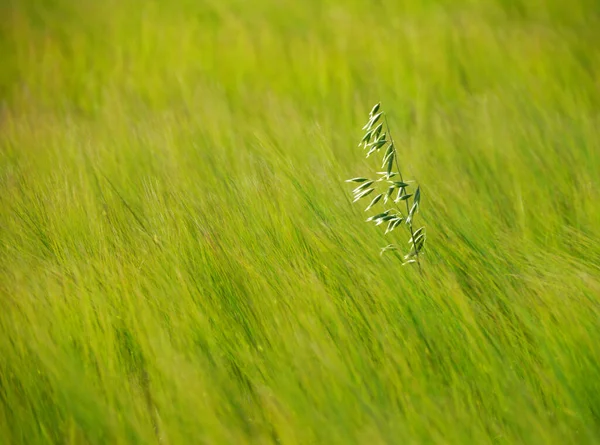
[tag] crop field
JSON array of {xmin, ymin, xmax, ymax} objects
[{"xmin": 1, "ymin": 0, "xmax": 600, "ymax": 443}]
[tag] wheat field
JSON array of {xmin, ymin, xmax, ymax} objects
[{"xmin": 1, "ymin": 0, "xmax": 600, "ymax": 443}]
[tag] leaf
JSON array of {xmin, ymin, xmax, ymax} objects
[
  {"xmin": 373, "ymin": 123, "xmax": 383, "ymax": 137},
  {"xmin": 362, "ymin": 112, "xmax": 383, "ymax": 131},
  {"xmin": 385, "ymin": 217, "xmax": 401, "ymax": 234},
  {"xmin": 346, "ymin": 177, "xmax": 369, "ymax": 183},
  {"xmin": 385, "ymin": 217, "xmax": 404, "ymax": 233},
  {"xmin": 376, "ymin": 215, "xmax": 397, "ymax": 225},
  {"xmin": 386, "ymin": 153, "xmax": 395, "ymax": 175},
  {"xmin": 377, "ymin": 172, "xmax": 397, "ymax": 178},
  {"xmin": 366, "ymin": 210, "xmax": 390, "ymax": 222},
  {"xmin": 370, "ymin": 112, "xmax": 383, "ymax": 126},
  {"xmin": 391, "ymin": 181, "xmax": 410, "ymax": 188},
  {"xmin": 383, "ymin": 186, "xmax": 395, "ymax": 203},
  {"xmin": 365, "ymin": 193, "xmax": 383, "ymax": 211},
  {"xmin": 385, "ymin": 219, "xmax": 396, "ymax": 234},
  {"xmin": 370, "ymin": 103, "xmax": 381, "ymax": 116},
  {"xmin": 413, "ymin": 233, "xmax": 426, "ymax": 251},
  {"xmin": 408, "ymin": 228, "xmax": 426, "ymax": 247},
  {"xmin": 352, "ymin": 180, "xmax": 374, "ymax": 194},
  {"xmin": 353, "ymin": 188, "xmax": 374, "ymax": 202},
  {"xmin": 374, "ymin": 136, "xmax": 387, "ymax": 149},
  {"xmin": 404, "ymin": 250, "xmax": 417, "ymax": 259},
  {"xmin": 409, "ymin": 232, "xmax": 425, "ymax": 246},
  {"xmin": 396, "ymin": 193, "xmax": 413, "ymax": 202},
  {"xmin": 359, "ymin": 131, "xmax": 373, "ymax": 146},
  {"xmin": 411, "ymin": 227, "xmax": 425, "ymax": 239},
  {"xmin": 382, "ymin": 145, "xmax": 394, "ymax": 167},
  {"xmin": 382, "ymin": 151, "xmax": 394, "ymax": 170},
  {"xmin": 414, "ymin": 186, "xmax": 421, "ymax": 205},
  {"xmin": 402, "ymin": 259, "xmax": 417, "ymax": 265},
  {"xmin": 381, "ymin": 144, "xmax": 394, "ymax": 165},
  {"xmin": 380, "ymin": 244, "xmax": 398, "ymax": 255},
  {"xmin": 406, "ymin": 201, "xmax": 418, "ymax": 224}
]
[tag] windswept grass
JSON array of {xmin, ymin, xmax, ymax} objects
[{"xmin": 1, "ymin": 0, "xmax": 600, "ymax": 443}]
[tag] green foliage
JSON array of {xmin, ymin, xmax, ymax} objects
[
  {"xmin": 1, "ymin": 0, "xmax": 600, "ymax": 444},
  {"xmin": 347, "ymin": 104, "xmax": 426, "ymax": 269}
]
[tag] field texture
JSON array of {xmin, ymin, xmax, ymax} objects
[{"xmin": 1, "ymin": 0, "xmax": 600, "ymax": 443}]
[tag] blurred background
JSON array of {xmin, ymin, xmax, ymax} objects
[{"xmin": 1, "ymin": 0, "xmax": 600, "ymax": 444}]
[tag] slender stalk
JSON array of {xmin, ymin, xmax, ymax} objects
[
  {"xmin": 384, "ymin": 114, "xmax": 423, "ymax": 275},
  {"xmin": 347, "ymin": 103, "xmax": 425, "ymax": 272}
]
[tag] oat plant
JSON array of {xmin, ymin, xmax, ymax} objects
[{"xmin": 346, "ymin": 103, "xmax": 425, "ymax": 272}]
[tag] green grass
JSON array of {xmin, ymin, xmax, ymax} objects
[{"xmin": 1, "ymin": 0, "xmax": 600, "ymax": 443}]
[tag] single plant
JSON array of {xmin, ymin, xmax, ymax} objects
[{"xmin": 346, "ymin": 103, "xmax": 425, "ymax": 272}]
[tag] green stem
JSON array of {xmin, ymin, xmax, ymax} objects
[{"xmin": 384, "ymin": 113, "xmax": 423, "ymax": 275}]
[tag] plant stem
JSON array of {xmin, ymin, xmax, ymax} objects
[{"xmin": 384, "ymin": 113, "xmax": 423, "ymax": 275}]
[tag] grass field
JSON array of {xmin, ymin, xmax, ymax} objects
[{"xmin": 1, "ymin": 0, "xmax": 600, "ymax": 443}]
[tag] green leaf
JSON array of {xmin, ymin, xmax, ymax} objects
[
  {"xmin": 365, "ymin": 193, "xmax": 383, "ymax": 211},
  {"xmin": 380, "ymin": 244, "xmax": 398, "ymax": 255},
  {"xmin": 382, "ymin": 153, "xmax": 394, "ymax": 170},
  {"xmin": 414, "ymin": 186, "xmax": 421, "ymax": 205},
  {"xmin": 411, "ymin": 227, "xmax": 425, "ymax": 239},
  {"xmin": 353, "ymin": 188, "xmax": 374, "ymax": 202},
  {"xmin": 406, "ymin": 201, "xmax": 418, "ymax": 224},
  {"xmin": 382, "ymin": 145, "xmax": 394, "ymax": 167},
  {"xmin": 352, "ymin": 180, "xmax": 374, "ymax": 194},
  {"xmin": 370, "ymin": 103, "xmax": 381, "ymax": 116},
  {"xmin": 374, "ymin": 136, "xmax": 387, "ymax": 149},
  {"xmin": 383, "ymin": 186, "xmax": 395, "ymax": 203},
  {"xmin": 346, "ymin": 177, "xmax": 369, "ymax": 183},
  {"xmin": 362, "ymin": 112, "xmax": 383, "ymax": 131},
  {"xmin": 406, "ymin": 233, "xmax": 425, "ymax": 255},
  {"xmin": 376, "ymin": 215, "xmax": 397, "ymax": 225},
  {"xmin": 366, "ymin": 210, "xmax": 391, "ymax": 222},
  {"xmin": 359, "ymin": 131, "xmax": 373, "ymax": 146},
  {"xmin": 414, "ymin": 233, "xmax": 426, "ymax": 251},
  {"xmin": 404, "ymin": 250, "xmax": 418, "ymax": 260},
  {"xmin": 373, "ymin": 123, "xmax": 383, "ymax": 137},
  {"xmin": 382, "ymin": 144, "xmax": 394, "ymax": 161},
  {"xmin": 385, "ymin": 217, "xmax": 402, "ymax": 234},
  {"xmin": 385, "ymin": 217, "xmax": 404, "ymax": 233},
  {"xmin": 385, "ymin": 219, "xmax": 396, "ymax": 233},
  {"xmin": 386, "ymin": 153, "xmax": 395, "ymax": 174},
  {"xmin": 390, "ymin": 181, "xmax": 410, "ymax": 188},
  {"xmin": 409, "ymin": 232, "xmax": 425, "ymax": 246},
  {"xmin": 370, "ymin": 111, "xmax": 383, "ymax": 126},
  {"xmin": 396, "ymin": 193, "xmax": 413, "ymax": 202}
]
